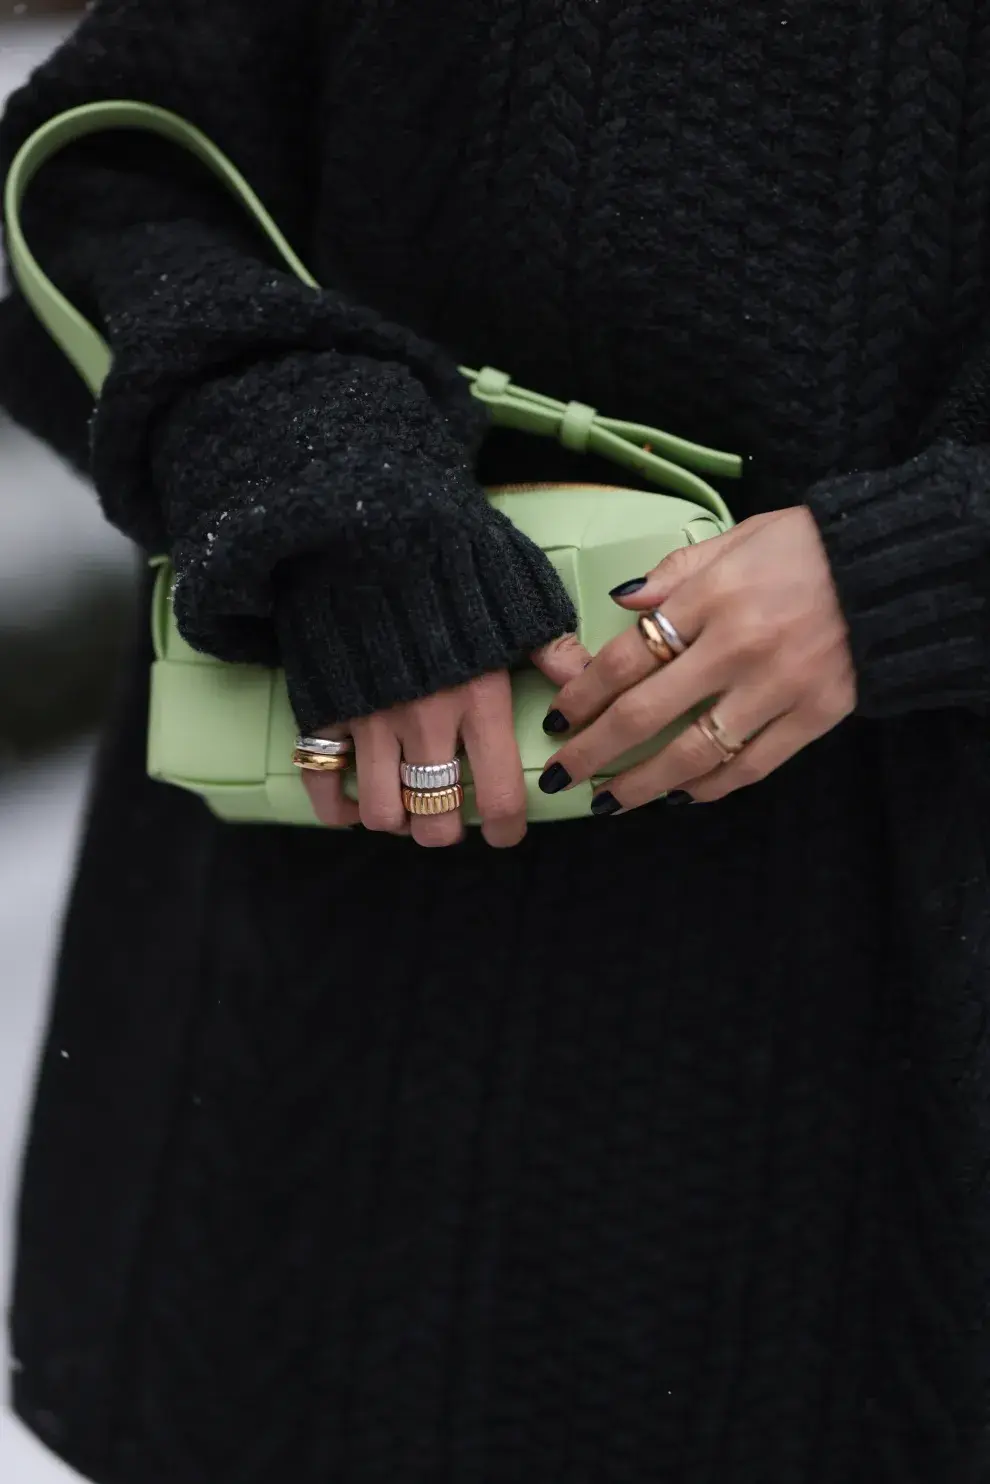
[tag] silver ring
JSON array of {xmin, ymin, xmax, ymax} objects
[
  {"xmin": 648, "ymin": 609, "xmax": 687, "ymax": 656},
  {"xmin": 400, "ymin": 759, "xmax": 461, "ymax": 790},
  {"xmin": 295, "ymin": 734, "xmax": 353, "ymax": 756}
]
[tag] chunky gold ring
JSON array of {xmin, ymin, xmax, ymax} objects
[
  {"xmin": 637, "ymin": 612, "xmax": 676, "ymax": 666},
  {"xmin": 694, "ymin": 710, "xmax": 745, "ymax": 765},
  {"xmin": 292, "ymin": 747, "xmax": 351, "ymax": 772},
  {"xmin": 402, "ymin": 784, "xmax": 464, "ymax": 816},
  {"xmin": 648, "ymin": 608, "xmax": 688, "ymax": 656}
]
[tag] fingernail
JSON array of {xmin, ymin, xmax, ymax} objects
[
  {"xmin": 591, "ymin": 790, "xmax": 622, "ymax": 817},
  {"xmin": 609, "ymin": 576, "xmax": 648, "ymax": 600},
  {"xmin": 665, "ymin": 790, "xmax": 693, "ymax": 806},
  {"xmin": 539, "ymin": 761, "xmax": 572, "ymax": 794},
  {"xmin": 542, "ymin": 708, "xmax": 570, "ymax": 735}
]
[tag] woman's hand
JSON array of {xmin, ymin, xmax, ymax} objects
[
  {"xmin": 301, "ymin": 634, "xmax": 590, "ymax": 847},
  {"xmin": 539, "ymin": 508, "xmax": 856, "ymax": 811}
]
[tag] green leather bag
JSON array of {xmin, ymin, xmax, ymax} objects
[{"xmin": 5, "ymin": 101, "xmax": 742, "ymax": 824}]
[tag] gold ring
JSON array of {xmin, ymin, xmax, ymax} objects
[
  {"xmin": 292, "ymin": 747, "xmax": 350, "ymax": 772},
  {"xmin": 637, "ymin": 612, "xmax": 676, "ymax": 666},
  {"xmin": 694, "ymin": 711, "xmax": 745, "ymax": 765},
  {"xmin": 402, "ymin": 784, "xmax": 464, "ymax": 816}
]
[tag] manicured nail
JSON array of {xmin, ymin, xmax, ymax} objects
[
  {"xmin": 665, "ymin": 790, "xmax": 693, "ymax": 806},
  {"xmin": 543, "ymin": 708, "xmax": 570, "ymax": 735},
  {"xmin": 609, "ymin": 576, "xmax": 648, "ymax": 600},
  {"xmin": 591, "ymin": 790, "xmax": 622, "ymax": 816},
  {"xmin": 539, "ymin": 761, "xmax": 572, "ymax": 794}
]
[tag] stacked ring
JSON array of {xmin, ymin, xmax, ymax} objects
[
  {"xmin": 400, "ymin": 758, "xmax": 463, "ymax": 815},
  {"xmin": 402, "ymin": 784, "xmax": 465, "ymax": 816},
  {"xmin": 400, "ymin": 760, "xmax": 460, "ymax": 791},
  {"xmin": 292, "ymin": 734, "xmax": 354, "ymax": 772},
  {"xmin": 638, "ymin": 608, "xmax": 687, "ymax": 665},
  {"xmin": 638, "ymin": 612, "xmax": 676, "ymax": 665},
  {"xmin": 649, "ymin": 609, "xmax": 688, "ymax": 655}
]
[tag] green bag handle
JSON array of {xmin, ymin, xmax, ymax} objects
[{"xmin": 4, "ymin": 100, "xmax": 741, "ymax": 519}]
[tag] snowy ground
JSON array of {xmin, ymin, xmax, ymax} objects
[{"xmin": 1, "ymin": 15, "xmax": 111, "ymax": 1480}]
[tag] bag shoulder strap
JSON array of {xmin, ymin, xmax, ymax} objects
[{"xmin": 4, "ymin": 100, "xmax": 740, "ymax": 520}]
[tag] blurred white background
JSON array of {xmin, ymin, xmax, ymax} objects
[{"xmin": 1, "ymin": 10, "xmax": 129, "ymax": 1480}]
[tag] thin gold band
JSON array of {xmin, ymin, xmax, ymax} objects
[{"xmin": 694, "ymin": 711, "xmax": 744, "ymax": 765}]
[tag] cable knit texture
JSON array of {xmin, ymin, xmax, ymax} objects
[{"xmin": 4, "ymin": 3, "xmax": 990, "ymax": 1484}]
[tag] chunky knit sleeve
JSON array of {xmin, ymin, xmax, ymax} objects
[
  {"xmin": 0, "ymin": 0, "xmax": 574, "ymax": 728},
  {"xmin": 805, "ymin": 335, "xmax": 990, "ymax": 720}
]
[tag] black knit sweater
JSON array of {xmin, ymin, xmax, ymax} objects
[
  {"xmin": 4, "ymin": 0, "xmax": 990, "ymax": 730},
  {"xmin": 5, "ymin": 5, "xmax": 990, "ymax": 1484}
]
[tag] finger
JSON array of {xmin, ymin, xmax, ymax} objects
[
  {"xmin": 690, "ymin": 697, "xmax": 848, "ymax": 803},
  {"xmin": 299, "ymin": 722, "xmax": 360, "ymax": 827},
  {"xmin": 540, "ymin": 629, "xmax": 729, "ymax": 792},
  {"xmin": 354, "ymin": 716, "xmax": 408, "ymax": 834},
  {"xmin": 586, "ymin": 683, "xmax": 785, "ymax": 815},
  {"xmin": 531, "ymin": 631, "xmax": 593, "ymax": 687},
  {"xmin": 398, "ymin": 697, "xmax": 464, "ymax": 848},
  {"xmin": 607, "ymin": 520, "xmax": 761, "ymax": 611},
  {"xmin": 541, "ymin": 611, "xmax": 696, "ymax": 740},
  {"xmin": 461, "ymin": 671, "xmax": 526, "ymax": 848},
  {"xmin": 302, "ymin": 768, "xmax": 360, "ymax": 828}
]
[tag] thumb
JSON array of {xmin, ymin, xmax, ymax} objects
[
  {"xmin": 531, "ymin": 631, "xmax": 593, "ymax": 686},
  {"xmin": 609, "ymin": 524, "xmax": 749, "ymax": 610}
]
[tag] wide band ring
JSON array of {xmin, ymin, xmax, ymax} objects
[
  {"xmin": 400, "ymin": 759, "xmax": 461, "ymax": 790},
  {"xmin": 638, "ymin": 612, "xmax": 676, "ymax": 666},
  {"xmin": 295, "ymin": 734, "xmax": 353, "ymax": 756},
  {"xmin": 648, "ymin": 608, "xmax": 688, "ymax": 656},
  {"xmin": 402, "ymin": 784, "xmax": 464, "ymax": 816},
  {"xmin": 293, "ymin": 747, "xmax": 350, "ymax": 772},
  {"xmin": 694, "ymin": 710, "xmax": 745, "ymax": 766}
]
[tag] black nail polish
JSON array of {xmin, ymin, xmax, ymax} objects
[
  {"xmin": 542, "ymin": 708, "xmax": 570, "ymax": 736},
  {"xmin": 539, "ymin": 761, "xmax": 572, "ymax": 795},
  {"xmin": 609, "ymin": 576, "xmax": 648, "ymax": 600},
  {"xmin": 591, "ymin": 790, "xmax": 622, "ymax": 817},
  {"xmin": 665, "ymin": 790, "xmax": 693, "ymax": 806}
]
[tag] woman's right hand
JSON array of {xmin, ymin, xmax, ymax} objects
[{"xmin": 301, "ymin": 634, "xmax": 590, "ymax": 848}]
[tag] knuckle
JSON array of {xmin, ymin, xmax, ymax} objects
[
  {"xmin": 361, "ymin": 801, "xmax": 406, "ymax": 833},
  {"xmin": 653, "ymin": 547, "xmax": 689, "ymax": 584},
  {"xmin": 805, "ymin": 680, "xmax": 854, "ymax": 730},
  {"xmin": 480, "ymin": 789, "xmax": 526, "ymax": 824},
  {"xmin": 600, "ymin": 635, "xmax": 647, "ymax": 689},
  {"xmin": 732, "ymin": 752, "xmax": 770, "ymax": 786},
  {"xmin": 312, "ymin": 800, "xmax": 347, "ymax": 827},
  {"xmin": 302, "ymin": 778, "xmax": 345, "ymax": 827},
  {"xmin": 679, "ymin": 726, "xmax": 720, "ymax": 776},
  {"xmin": 729, "ymin": 610, "xmax": 778, "ymax": 656},
  {"xmin": 611, "ymin": 690, "xmax": 656, "ymax": 738},
  {"xmin": 802, "ymin": 693, "xmax": 838, "ymax": 730}
]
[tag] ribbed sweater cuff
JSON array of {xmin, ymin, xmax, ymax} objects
[
  {"xmin": 274, "ymin": 520, "xmax": 577, "ymax": 729},
  {"xmin": 805, "ymin": 442, "xmax": 990, "ymax": 717}
]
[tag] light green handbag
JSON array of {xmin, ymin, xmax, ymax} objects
[{"xmin": 5, "ymin": 101, "xmax": 742, "ymax": 824}]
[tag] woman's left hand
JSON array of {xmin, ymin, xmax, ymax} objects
[{"xmin": 540, "ymin": 507, "xmax": 856, "ymax": 811}]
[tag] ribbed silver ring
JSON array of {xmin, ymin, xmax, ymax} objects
[
  {"xmin": 295, "ymin": 734, "xmax": 354, "ymax": 756},
  {"xmin": 400, "ymin": 759, "xmax": 461, "ymax": 790},
  {"xmin": 649, "ymin": 609, "xmax": 688, "ymax": 656}
]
